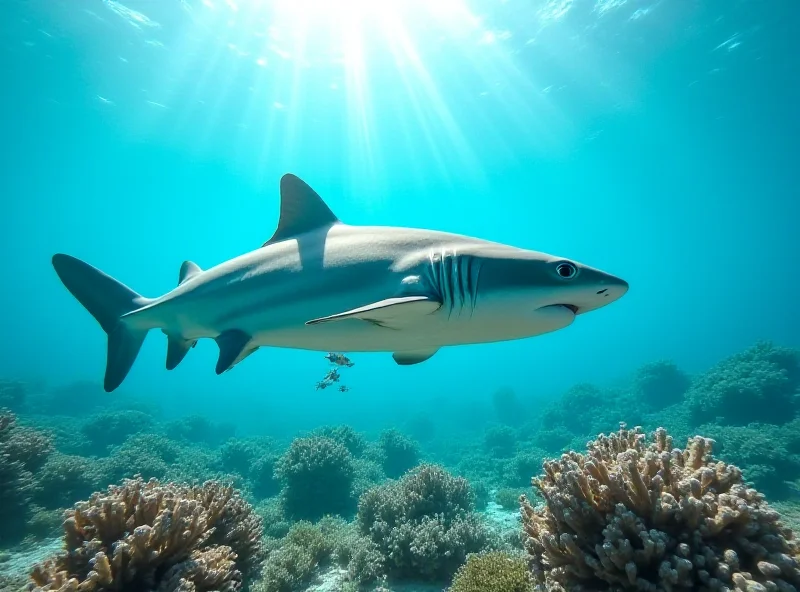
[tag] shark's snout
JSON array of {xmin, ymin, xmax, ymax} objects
[{"xmin": 570, "ymin": 273, "xmax": 628, "ymax": 315}]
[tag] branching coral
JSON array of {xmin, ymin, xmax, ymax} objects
[
  {"xmin": 520, "ymin": 424, "xmax": 800, "ymax": 591},
  {"xmin": 29, "ymin": 476, "xmax": 263, "ymax": 591}
]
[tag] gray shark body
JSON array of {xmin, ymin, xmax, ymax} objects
[{"xmin": 52, "ymin": 174, "xmax": 628, "ymax": 392}]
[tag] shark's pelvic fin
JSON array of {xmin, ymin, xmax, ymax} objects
[
  {"xmin": 51, "ymin": 254, "xmax": 152, "ymax": 393},
  {"xmin": 263, "ymin": 174, "xmax": 341, "ymax": 246},
  {"xmin": 165, "ymin": 335, "xmax": 196, "ymax": 371},
  {"xmin": 165, "ymin": 261, "xmax": 203, "ymax": 370},
  {"xmin": 214, "ymin": 329, "xmax": 253, "ymax": 374},
  {"xmin": 178, "ymin": 260, "xmax": 203, "ymax": 285},
  {"xmin": 305, "ymin": 296, "xmax": 441, "ymax": 328},
  {"xmin": 393, "ymin": 348, "xmax": 439, "ymax": 365}
]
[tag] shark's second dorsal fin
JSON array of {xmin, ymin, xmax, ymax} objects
[{"xmin": 263, "ymin": 174, "xmax": 340, "ymax": 247}]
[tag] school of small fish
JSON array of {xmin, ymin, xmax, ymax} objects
[{"xmin": 315, "ymin": 352, "xmax": 354, "ymax": 392}]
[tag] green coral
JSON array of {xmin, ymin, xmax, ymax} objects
[
  {"xmin": 378, "ymin": 428, "xmax": 420, "ymax": 478},
  {"xmin": 252, "ymin": 518, "xmax": 349, "ymax": 592},
  {"xmin": 357, "ymin": 464, "xmax": 490, "ymax": 582},
  {"xmin": 33, "ymin": 453, "xmax": 99, "ymax": 509},
  {"xmin": 309, "ymin": 425, "xmax": 367, "ymax": 457},
  {"xmin": 686, "ymin": 341, "xmax": 800, "ymax": 426},
  {"xmin": 484, "ymin": 425, "xmax": 517, "ymax": 458},
  {"xmin": 449, "ymin": 551, "xmax": 533, "ymax": 592},
  {"xmin": 494, "ymin": 488, "xmax": 523, "ymax": 511},
  {"xmin": 632, "ymin": 360, "xmax": 690, "ymax": 409},
  {"xmin": 0, "ymin": 411, "xmax": 35, "ymax": 545},
  {"xmin": 275, "ymin": 435, "xmax": 356, "ymax": 520},
  {"xmin": 80, "ymin": 410, "xmax": 153, "ymax": 452},
  {"xmin": 491, "ymin": 387, "xmax": 526, "ymax": 427},
  {"xmin": 219, "ymin": 436, "xmax": 275, "ymax": 474}
]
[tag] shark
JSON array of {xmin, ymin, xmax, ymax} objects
[{"xmin": 52, "ymin": 173, "xmax": 629, "ymax": 392}]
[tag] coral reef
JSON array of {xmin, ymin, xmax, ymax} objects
[
  {"xmin": 520, "ymin": 424, "xmax": 800, "ymax": 591},
  {"xmin": 686, "ymin": 341, "xmax": 800, "ymax": 426},
  {"xmin": 404, "ymin": 414, "xmax": 436, "ymax": 444},
  {"xmin": 377, "ymin": 428, "xmax": 420, "ymax": 478},
  {"xmin": 253, "ymin": 519, "xmax": 345, "ymax": 592},
  {"xmin": 29, "ymin": 476, "xmax": 263, "ymax": 591},
  {"xmin": 309, "ymin": 425, "xmax": 367, "ymax": 458},
  {"xmin": 449, "ymin": 551, "xmax": 533, "ymax": 592},
  {"xmin": 0, "ymin": 380, "xmax": 26, "ymax": 412},
  {"xmin": 33, "ymin": 453, "xmax": 100, "ymax": 510},
  {"xmin": 492, "ymin": 387, "xmax": 527, "ymax": 427},
  {"xmin": 274, "ymin": 435, "xmax": 355, "ymax": 520},
  {"xmin": 632, "ymin": 361, "xmax": 691, "ymax": 410},
  {"xmin": 80, "ymin": 410, "xmax": 154, "ymax": 453},
  {"xmin": 166, "ymin": 415, "xmax": 235, "ymax": 446},
  {"xmin": 695, "ymin": 421, "xmax": 800, "ymax": 500},
  {"xmin": 484, "ymin": 425, "xmax": 518, "ymax": 458},
  {"xmin": 495, "ymin": 488, "xmax": 524, "ymax": 511},
  {"xmin": 219, "ymin": 437, "xmax": 275, "ymax": 476},
  {"xmin": 357, "ymin": 464, "xmax": 491, "ymax": 582},
  {"xmin": 0, "ymin": 411, "xmax": 35, "ymax": 546}
]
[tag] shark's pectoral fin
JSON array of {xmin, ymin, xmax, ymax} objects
[
  {"xmin": 392, "ymin": 348, "xmax": 439, "ymax": 365},
  {"xmin": 214, "ymin": 329, "xmax": 253, "ymax": 374},
  {"xmin": 305, "ymin": 296, "xmax": 441, "ymax": 328},
  {"xmin": 165, "ymin": 335, "xmax": 197, "ymax": 371}
]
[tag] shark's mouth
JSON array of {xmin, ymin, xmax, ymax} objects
[{"xmin": 560, "ymin": 304, "xmax": 580, "ymax": 315}]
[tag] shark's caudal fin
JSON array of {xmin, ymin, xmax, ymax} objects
[
  {"xmin": 52, "ymin": 254, "xmax": 152, "ymax": 392},
  {"xmin": 262, "ymin": 173, "xmax": 341, "ymax": 246}
]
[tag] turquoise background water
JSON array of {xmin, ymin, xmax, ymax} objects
[{"xmin": 1, "ymin": 0, "xmax": 798, "ymax": 434}]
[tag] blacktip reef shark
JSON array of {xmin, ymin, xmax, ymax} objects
[{"xmin": 52, "ymin": 173, "xmax": 628, "ymax": 392}]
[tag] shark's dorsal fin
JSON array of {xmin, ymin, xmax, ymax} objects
[
  {"xmin": 178, "ymin": 261, "xmax": 202, "ymax": 285},
  {"xmin": 263, "ymin": 174, "xmax": 340, "ymax": 246}
]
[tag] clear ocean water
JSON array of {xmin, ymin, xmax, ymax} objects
[
  {"xmin": 1, "ymin": 1, "xmax": 799, "ymax": 589},
  {"xmin": 3, "ymin": 0, "xmax": 797, "ymax": 432}
]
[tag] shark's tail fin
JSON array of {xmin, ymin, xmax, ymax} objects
[{"xmin": 52, "ymin": 254, "xmax": 153, "ymax": 392}]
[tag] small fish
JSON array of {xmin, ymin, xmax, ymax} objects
[
  {"xmin": 324, "ymin": 368, "xmax": 341, "ymax": 383},
  {"xmin": 338, "ymin": 385, "xmax": 350, "ymax": 392},
  {"xmin": 324, "ymin": 352, "xmax": 354, "ymax": 367},
  {"xmin": 315, "ymin": 380, "xmax": 330, "ymax": 390}
]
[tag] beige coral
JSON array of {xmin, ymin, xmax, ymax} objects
[
  {"xmin": 520, "ymin": 424, "xmax": 800, "ymax": 592},
  {"xmin": 29, "ymin": 476, "xmax": 262, "ymax": 592}
]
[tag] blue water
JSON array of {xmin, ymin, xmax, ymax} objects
[{"xmin": 1, "ymin": 0, "xmax": 798, "ymax": 434}]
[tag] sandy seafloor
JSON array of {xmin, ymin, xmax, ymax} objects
[{"xmin": 0, "ymin": 501, "xmax": 521, "ymax": 592}]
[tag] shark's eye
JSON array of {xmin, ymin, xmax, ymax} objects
[{"xmin": 556, "ymin": 262, "xmax": 577, "ymax": 279}]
